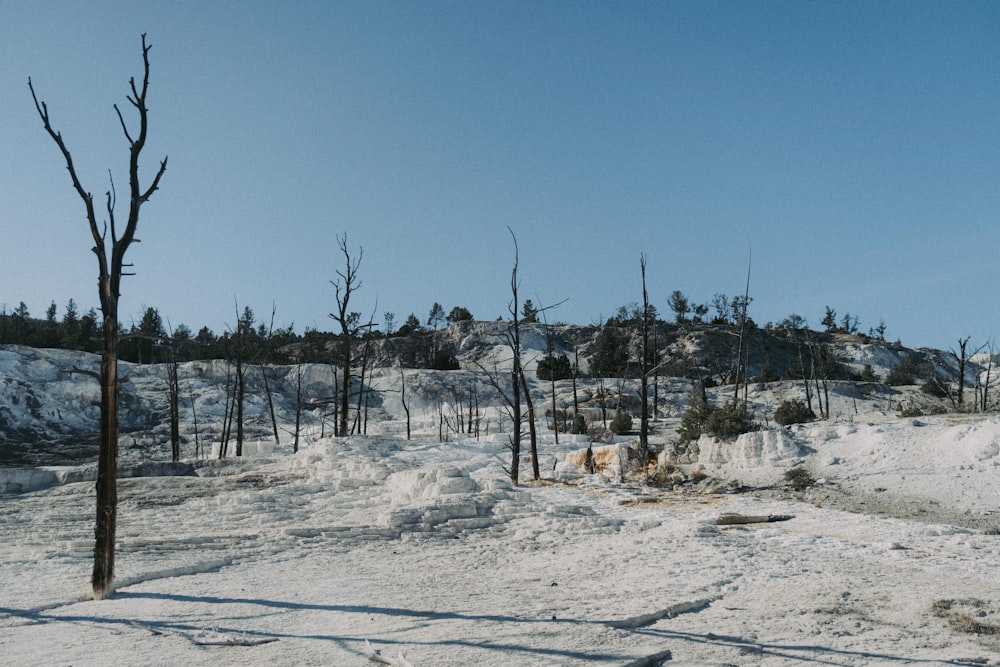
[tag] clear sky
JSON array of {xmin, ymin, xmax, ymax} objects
[{"xmin": 2, "ymin": 1, "xmax": 998, "ymax": 350}]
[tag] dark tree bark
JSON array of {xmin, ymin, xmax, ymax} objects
[
  {"xmin": 260, "ymin": 304, "xmax": 280, "ymax": 446},
  {"xmin": 507, "ymin": 229, "xmax": 524, "ymax": 484},
  {"xmin": 293, "ymin": 360, "xmax": 303, "ymax": 453},
  {"xmin": 30, "ymin": 34, "xmax": 167, "ymax": 600},
  {"xmin": 329, "ymin": 234, "xmax": 363, "ymax": 438},
  {"xmin": 572, "ymin": 347, "xmax": 580, "ymax": 423},
  {"xmin": 520, "ymin": 366, "xmax": 540, "ymax": 480},
  {"xmin": 399, "ymin": 366, "xmax": 411, "ymax": 440},
  {"xmin": 167, "ymin": 346, "xmax": 180, "ymax": 462},
  {"xmin": 188, "ymin": 374, "xmax": 201, "ymax": 459},
  {"xmin": 956, "ymin": 336, "xmax": 971, "ymax": 407},
  {"xmin": 639, "ymin": 254, "xmax": 650, "ymax": 454},
  {"xmin": 732, "ymin": 250, "xmax": 751, "ymax": 405},
  {"xmin": 981, "ymin": 342, "xmax": 994, "ymax": 413}
]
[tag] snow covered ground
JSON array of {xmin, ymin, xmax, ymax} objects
[{"xmin": 3, "ymin": 411, "xmax": 1000, "ymax": 666}]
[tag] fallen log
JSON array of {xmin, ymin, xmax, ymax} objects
[
  {"xmin": 715, "ymin": 514, "xmax": 793, "ymax": 526},
  {"xmin": 621, "ymin": 648, "xmax": 672, "ymax": 666},
  {"xmin": 607, "ymin": 597, "xmax": 718, "ymax": 629}
]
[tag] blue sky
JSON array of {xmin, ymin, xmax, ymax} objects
[{"xmin": 2, "ymin": 1, "xmax": 998, "ymax": 350}]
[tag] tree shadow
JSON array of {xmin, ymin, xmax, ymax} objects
[
  {"xmin": 2, "ymin": 593, "xmax": 983, "ymax": 667},
  {"xmin": 632, "ymin": 626, "xmax": 985, "ymax": 666}
]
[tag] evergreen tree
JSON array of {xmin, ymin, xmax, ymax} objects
[
  {"xmin": 446, "ymin": 306, "xmax": 473, "ymax": 324},
  {"xmin": 522, "ymin": 299, "xmax": 538, "ymax": 323},
  {"xmin": 822, "ymin": 306, "xmax": 837, "ymax": 332},
  {"xmin": 60, "ymin": 299, "xmax": 81, "ymax": 349},
  {"xmin": 589, "ymin": 326, "xmax": 629, "ymax": 377},
  {"xmin": 537, "ymin": 353, "xmax": 572, "ymax": 381},
  {"xmin": 397, "ymin": 313, "xmax": 422, "ymax": 335},
  {"xmin": 427, "ymin": 302, "xmax": 445, "ymax": 331},
  {"xmin": 668, "ymin": 290, "xmax": 690, "ymax": 323}
]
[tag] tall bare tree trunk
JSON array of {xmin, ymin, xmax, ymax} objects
[
  {"xmin": 188, "ymin": 374, "xmax": 201, "ymax": 459},
  {"xmin": 330, "ymin": 234, "xmax": 364, "ymax": 438},
  {"xmin": 508, "ymin": 229, "xmax": 523, "ymax": 485},
  {"xmin": 30, "ymin": 34, "xmax": 167, "ymax": 600},
  {"xmin": 733, "ymin": 249, "xmax": 751, "ymax": 405},
  {"xmin": 982, "ymin": 343, "xmax": 994, "ymax": 412},
  {"xmin": 400, "ymin": 366, "xmax": 411, "ymax": 440},
  {"xmin": 521, "ymin": 368, "xmax": 540, "ymax": 480},
  {"xmin": 167, "ymin": 352, "xmax": 180, "ymax": 462},
  {"xmin": 235, "ymin": 336, "xmax": 245, "ymax": 457},
  {"xmin": 293, "ymin": 362, "xmax": 303, "ymax": 453},
  {"xmin": 639, "ymin": 254, "xmax": 650, "ymax": 456}
]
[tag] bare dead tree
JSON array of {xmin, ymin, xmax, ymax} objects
[
  {"xmin": 399, "ymin": 365, "xmax": 411, "ymax": 440},
  {"xmin": 652, "ymin": 317, "xmax": 659, "ymax": 421},
  {"xmin": 219, "ymin": 359, "xmax": 234, "ymax": 458},
  {"xmin": 293, "ymin": 356, "xmax": 304, "ymax": 453},
  {"xmin": 259, "ymin": 303, "xmax": 280, "ymax": 445},
  {"xmin": 353, "ymin": 306, "xmax": 378, "ymax": 435},
  {"xmin": 639, "ymin": 254, "xmax": 651, "ymax": 456},
  {"xmin": 572, "ymin": 347, "xmax": 581, "ymax": 428},
  {"xmin": 30, "ymin": 34, "xmax": 167, "ymax": 600},
  {"xmin": 188, "ymin": 372, "xmax": 202, "ymax": 459},
  {"xmin": 796, "ymin": 340, "xmax": 813, "ymax": 414},
  {"xmin": 540, "ymin": 311, "xmax": 560, "ymax": 446},
  {"xmin": 474, "ymin": 354, "xmax": 521, "ymax": 480},
  {"xmin": 979, "ymin": 340, "xmax": 995, "ymax": 413},
  {"xmin": 231, "ymin": 303, "xmax": 253, "ymax": 457},
  {"xmin": 505, "ymin": 228, "xmax": 524, "ymax": 483},
  {"xmin": 732, "ymin": 249, "xmax": 751, "ymax": 405},
  {"xmin": 329, "ymin": 234, "xmax": 363, "ymax": 437},
  {"xmin": 165, "ymin": 330, "xmax": 180, "ymax": 463},
  {"xmin": 951, "ymin": 336, "xmax": 985, "ymax": 409},
  {"xmin": 522, "ymin": 367, "xmax": 540, "ymax": 480}
]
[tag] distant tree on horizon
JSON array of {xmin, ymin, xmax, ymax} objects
[
  {"xmin": 446, "ymin": 306, "xmax": 473, "ymax": 324},
  {"xmin": 668, "ymin": 290, "xmax": 690, "ymax": 324},
  {"xmin": 427, "ymin": 302, "xmax": 445, "ymax": 331}
]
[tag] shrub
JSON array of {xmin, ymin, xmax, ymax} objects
[
  {"xmin": 678, "ymin": 387, "xmax": 712, "ymax": 441},
  {"xmin": 899, "ymin": 402, "xmax": 923, "ymax": 418},
  {"xmin": 570, "ymin": 413, "xmax": 588, "ymax": 434},
  {"xmin": 431, "ymin": 348, "xmax": 460, "ymax": 370},
  {"xmin": 858, "ymin": 363, "xmax": 879, "ymax": 383},
  {"xmin": 921, "ymin": 378, "xmax": 950, "ymax": 398},
  {"xmin": 679, "ymin": 387, "xmax": 758, "ymax": 441},
  {"xmin": 589, "ymin": 327, "xmax": 629, "ymax": 377},
  {"xmin": 609, "ymin": 409, "xmax": 633, "ymax": 435},
  {"xmin": 704, "ymin": 401, "xmax": 758, "ymax": 439},
  {"xmin": 774, "ymin": 399, "xmax": 816, "ymax": 426},
  {"xmin": 537, "ymin": 353, "xmax": 573, "ymax": 381},
  {"xmin": 886, "ymin": 356, "xmax": 921, "ymax": 385},
  {"xmin": 587, "ymin": 423, "xmax": 614, "ymax": 444},
  {"xmin": 784, "ymin": 467, "xmax": 815, "ymax": 491},
  {"xmin": 754, "ymin": 357, "xmax": 779, "ymax": 383}
]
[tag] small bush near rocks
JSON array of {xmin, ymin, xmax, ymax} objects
[
  {"xmin": 886, "ymin": 356, "xmax": 921, "ymax": 385},
  {"xmin": 704, "ymin": 401, "xmax": 758, "ymax": 439},
  {"xmin": 609, "ymin": 409, "xmax": 633, "ymax": 435},
  {"xmin": 857, "ymin": 363, "xmax": 880, "ymax": 383},
  {"xmin": 774, "ymin": 398, "xmax": 816, "ymax": 426},
  {"xmin": 899, "ymin": 402, "xmax": 924, "ymax": 418},
  {"xmin": 921, "ymin": 378, "xmax": 950, "ymax": 398},
  {"xmin": 679, "ymin": 389, "xmax": 758, "ymax": 441},
  {"xmin": 784, "ymin": 466, "xmax": 815, "ymax": 491},
  {"xmin": 587, "ymin": 424, "xmax": 615, "ymax": 444},
  {"xmin": 570, "ymin": 413, "xmax": 588, "ymax": 435}
]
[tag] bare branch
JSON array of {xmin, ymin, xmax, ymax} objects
[
  {"xmin": 28, "ymin": 76, "xmax": 107, "ymax": 274},
  {"xmin": 114, "ymin": 104, "xmax": 135, "ymax": 145}
]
